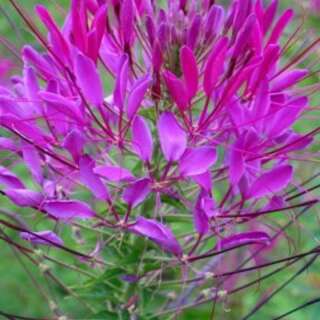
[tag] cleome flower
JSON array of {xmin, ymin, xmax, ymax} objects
[{"xmin": 0, "ymin": 0, "xmax": 319, "ymax": 318}]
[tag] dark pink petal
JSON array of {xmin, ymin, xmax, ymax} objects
[
  {"xmin": 180, "ymin": 46, "xmax": 198, "ymax": 100},
  {"xmin": 43, "ymin": 200, "xmax": 95, "ymax": 220},
  {"xmin": 229, "ymin": 138, "xmax": 245, "ymax": 185},
  {"xmin": 127, "ymin": 74, "xmax": 152, "ymax": 119},
  {"xmin": 22, "ymin": 45, "xmax": 54, "ymax": 80},
  {"xmin": 217, "ymin": 231, "xmax": 271, "ymax": 249},
  {"xmin": 94, "ymin": 165, "xmax": 134, "ymax": 182},
  {"xmin": 79, "ymin": 156, "xmax": 109, "ymax": 200},
  {"xmin": 268, "ymin": 96, "xmax": 308, "ymax": 137},
  {"xmin": 163, "ymin": 70, "xmax": 188, "ymax": 111},
  {"xmin": 5, "ymin": 189, "xmax": 43, "ymax": 207},
  {"xmin": 271, "ymin": 69, "xmax": 308, "ymax": 92},
  {"xmin": 24, "ymin": 67, "xmax": 40, "ymax": 113},
  {"xmin": 70, "ymin": 0, "xmax": 87, "ymax": 53},
  {"xmin": 180, "ymin": 147, "xmax": 217, "ymax": 177},
  {"xmin": 262, "ymin": 0, "xmax": 278, "ymax": 33},
  {"xmin": 194, "ymin": 192, "xmax": 210, "ymax": 235},
  {"xmin": 35, "ymin": 5, "xmax": 70, "ymax": 64},
  {"xmin": 63, "ymin": 129, "xmax": 85, "ymax": 163},
  {"xmin": 75, "ymin": 52, "xmax": 104, "ymax": 106},
  {"xmin": 205, "ymin": 5, "xmax": 225, "ymax": 40},
  {"xmin": 122, "ymin": 178, "xmax": 150, "ymax": 208},
  {"xmin": 203, "ymin": 37, "xmax": 228, "ymax": 97},
  {"xmin": 20, "ymin": 230, "xmax": 63, "ymax": 246},
  {"xmin": 132, "ymin": 116, "xmax": 153, "ymax": 162},
  {"xmin": 0, "ymin": 138, "xmax": 17, "ymax": 152},
  {"xmin": 22, "ymin": 144, "xmax": 43, "ymax": 185},
  {"xmin": 93, "ymin": 5, "xmax": 107, "ymax": 45},
  {"xmin": 0, "ymin": 115, "xmax": 52, "ymax": 147},
  {"xmin": 232, "ymin": 14, "xmax": 257, "ymax": 57},
  {"xmin": 128, "ymin": 217, "xmax": 182, "ymax": 256},
  {"xmin": 249, "ymin": 165, "xmax": 293, "ymax": 198},
  {"xmin": 157, "ymin": 112, "xmax": 187, "ymax": 162},
  {"xmin": 220, "ymin": 59, "xmax": 260, "ymax": 107},
  {"xmin": 0, "ymin": 166, "xmax": 25, "ymax": 189},
  {"xmin": 39, "ymin": 91, "xmax": 84, "ymax": 123},
  {"xmin": 280, "ymin": 133, "xmax": 313, "ymax": 153},
  {"xmin": 191, "ymin": 171, "xmax": 212, "ymax": 193},
  {"xmin": 187, "ymin": 14, "xmax": 201, "ymax": 50},
  {"xmin": 120, "ymin": 0, "xmax": 134, "ymax": 45},
  {"xmin": 267, "ymin": 9, "xmax": 293, "ymax": 45},
  {"xmin": 113, "ymin": 54, "xmax": 129, "ymax": 109}
]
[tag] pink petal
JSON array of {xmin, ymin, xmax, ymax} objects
[
  {"xmin": 128, "ymin": 217, "xmax": 182, "ymax": 256},
  {"xmin": 0, "ymin": 138, "xmax": 17, "ymax": 152},
  {"xmin": 180, "ymin": 46, "xmax": 198, "ymax": 100},
  {"xmin": 132, "ymin": 116, "xmax": 153, "ymax": 162},
  {"xmin": 191, "ymin": 171, "xmax": 212, "ymax": 193},
  {"xmin": 39, "ymin": 91, "xmax": 84, "ymax": 123},
  {"xmin": 163, "ymin": 70, "xmax": 189, "ymax": 111},
  {"xmin": 268, "ymin": 96, "xmax": 308, "ymax": 137},
  {"xmin": 79, "ymin": 156, "xmax": 109, "ymax": 200},
  {"xmin": 43, "ymin": 200, "xmax": 96, "ymax": 220},
  {"xmin": 271, "ymin": 69, "xmax": 308, "ymax": 92},
  {"xmin": 203, "ymin": 37, "xmax": 228, "ymax": 97},
  {"xmin": 194, "ymin": 191, "xmax": 211, "ymax": 235},
  {"xmin": 127, "ymin": 74, "xmax": 152, "ymax": 119},
  {"xmin": 5, "ymin": 189, "xmax": 44, "ymax": 207},
  {"xmin": 217, "ymin": 231, "xmax": 271, "ymax": 249},
  {"xmin": 113, "ymin": 54, "xmax": 129, "ymax": 109},
  {"xmin": 22, "ymin": 144, "xmax": 43, "ymax": 185},
  {"xmin": 0, "ymin": 166, "xmax": 25, "ymax": 189},
  {"xmin": 35, "ymin": 5, "xmax": 70, "ymax": 64},
  {"xmin": 267, "ymin": 9, "xmax": 294, "ymax": 45},
  {"xmin": 180, "ymin": 147, "xmax": 217, "ymax": 177},
  {"xmin": 229, "ymin": 138, "xmax": 245, "ymax": 186},
  {"xmin": 157, "ymin": 112, "xmax": 187, "ymax": 162},
  {"xmin": 249, "ymin": 165, "xmax": 293, "ymax": 198},
  {"xmin": 20, "ymin": 230, "xmax": 63, "ymax": 246},
  {"xmin": 122, "ymin": 178, "xmax": 150, "ymax": 208},
  {"xmin": 94, "ymin": 165, "xmax": 134, "ymax": 182},
  {"xmin": 75, "ymin": 52, "xmax": 104, "ymax": 106},
  {"xmin": 63, "ymin": 129, "xmax": 85, "ymax": 163},
  {"xmin": 120, "ymin": 0, "xmax": 134, "ymax": 45},
  {"xmin": 262, "ymin": 0, "xmax": 278, "ymax": 34}
]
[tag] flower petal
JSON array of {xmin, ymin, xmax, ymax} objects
[
  {"xmin": 249, "ymin": 165, "xmax": 293, "ymax": 198},
  {"xmin": 180, "ymin": 147, "xmax": 217, "ymax": 176},
  {"xmin": 113, "ymin": 54, "xmax": 129, "ymax": 109},
  {"xmin": 122, "ymin": 178, "xmax": 150, "ymax": 208},
  {"xmin": 94, "ymin": 165, "xmax": 134, "ymax": 182},
  {"xmin": 0, "ymin": 166, "xmax": 25, "ymax": 189},
  {"xmin": 127, "ymin": 74, "xmax": 152, "ymax": 119},
  {"xmin": 131, "ymin": 116, "xmax": 153, "ymax": 162},
  {"xmin": 157, "ymin": 112, "xmax": 187, "ymax": 162},
  {"xmin": 180, "ymin": 46, "xmax": 198, "ymax": 100},
  {"xmin": 20, "ymin": 230, "xmax": 63, "ymax": 246},
  {"xmin": 43, "ymin": 200, "xmax": 95, "ymax": 220},
  {"xmin": 217, "ymin": 231, "xmax": 271, "ymax": 249},
  {"xmin": 128, "ymin": 217, "xmax": 182, "ymax": 256},
  {"xmin": 5, "ymin": 188, "xmax": 43, "ymax": 207},
  {"xmin": 75, "ymin": 52, "xmax": 104, "ymax": 106},
  {"xmin": 79, "ymin": 156, "xmax": 109, "ymax": 200},
  {"xmin": 163, "ymin": 71, "xmax": 188, "ymax": 111}
]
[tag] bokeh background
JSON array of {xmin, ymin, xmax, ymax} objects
[{"xmin": 0, "ymin": 1, "xmax": 320, "ymax": 319}]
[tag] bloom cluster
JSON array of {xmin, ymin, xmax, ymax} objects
[{"xmin": 0, "ymin": 0, "xmax": 319, "ymax": 317}]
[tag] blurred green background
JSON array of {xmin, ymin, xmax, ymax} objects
[{"xmin": 0, "ymin": 1, "xmax": 320, "ymax": 319}]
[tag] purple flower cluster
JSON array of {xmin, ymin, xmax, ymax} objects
[{"xmin": 0, "ymin": 0, "xmax": 318, "ymax": 277}]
